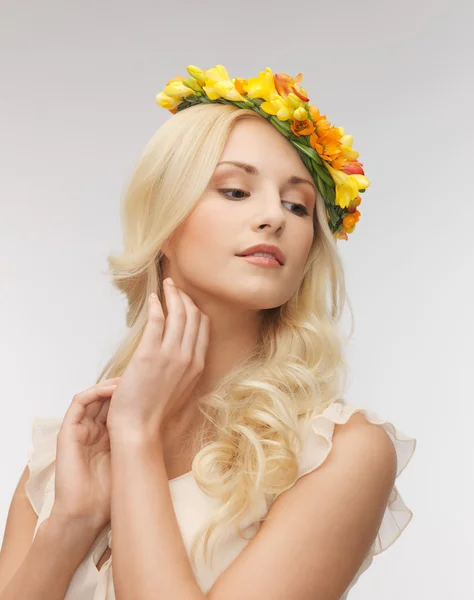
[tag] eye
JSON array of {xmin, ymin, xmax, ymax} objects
[
  {"xmin": 219, "ymin": 188, "xmax": 249, "ymax": 200},
  {"xmin": 285, "ymin": 202, "xmax": 310, "ymax": 217},
  {"xmin": 218, "ymin": 189, "xmax": 310, "ymax": 217}
]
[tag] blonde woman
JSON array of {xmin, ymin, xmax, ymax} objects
[{"xmin": 0, "ymin": 69, "xmax": 416, "ymax": 600}]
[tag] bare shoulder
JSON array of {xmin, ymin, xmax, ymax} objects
[
  {"xmin": 283, "ymin": 410, "xmax": 398, "ymax": 511},
  {"xmin": 336, "ymin": 409, "xmax": 371, "ymax": 427},
  {"xmin": 207, "ymin": 412, "xmax": 398, "ymax": 600},
  {"xmin": 330, "ymin": 410, "xmax": 398, "ymax": 481},
  {"xmin": 0, "ymin": 465, "xmax": 38, "ymax": 593}
]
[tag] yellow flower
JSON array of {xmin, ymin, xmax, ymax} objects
[
  {"xmin": 187, "ymin": 65, "xmax": 207, "ymax": 84},
  {"xmin": 287, "ymin": 93, "xmax": 305, "ymax": 110},
  {"xmin": 325, "ymin": 162, "xmax": 369, "ymax": 209},
  {"xmin": 205, "ymin": 64, "xmax": 231, "ymax": 81},
  {"xmin": 245, "ymin": 67, "xmax": 279, "ymax": 102},
  {"xmin": 233, "ymin": 77, "xmax": 248, "ymax": 95},
  {"xmin": 201, "ymin": 64, "xmax": 247, "ymax": 102},
  {"xmin": 204, "ymin": 79, "xmax": 247, "ymax": 102},
  {"xmin": 155, "ymin": 92, "xmax": 181, "ymax": 110},
  {"xmin": 293, "ymin": 106, "xmax": 308, "ymax": 121},
  {"xmin": 338, "ymin": 127, "xmax": 360, "ymax": 162},
  {"xmin": 241, "ymin": 68, "xmax": 307, "ymax": 121},
  {"xmin": 163, "ymin": 76, "xmax": 195, "ymax": 100},
  {"xmin": 260, "ymin": 96, "xmax": 294, "ymax": 121},
  {"xmin": 181, "ymin": 77, "xmax": 203, "ymax": 93}
]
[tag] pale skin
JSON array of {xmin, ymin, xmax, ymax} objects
[{"xmin": 54, "ymin": 117, "xmax": 398, "ymax": 599}]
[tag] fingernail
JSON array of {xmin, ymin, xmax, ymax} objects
[{"xmin": 166, "ymin": 278, "xmax": 175, "ymax": 286}]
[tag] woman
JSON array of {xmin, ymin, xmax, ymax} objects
[{"xmin": 0, "ymin": 64, "xmax": 416, "ymax": 600}]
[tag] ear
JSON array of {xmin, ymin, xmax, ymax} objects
[{"xmin": 161, "ymin": 237, "xmax": 172, "ymax": 259}]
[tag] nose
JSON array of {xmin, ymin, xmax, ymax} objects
[{"xmin": 252, "ymin": 193, "xmax": 287, "ymax": 232}]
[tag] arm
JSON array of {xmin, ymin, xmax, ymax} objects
[
  {"xmin": 0, "ymin": 512, "xmax": 104, "ymax": 600},
  {"xmin": 110, "ymin": 432, "xmax": 205, "ymax": 600},
  {"xmin": 208, "ymin": 416, "xmax": 398, "ymax": 600},
  {"xmin": 110, "ymin": 414, "xmax": 397, "ymax": 600},
  {"xmin": 0, "ymin": 465, "xmax": 39, "ymax": 591}
]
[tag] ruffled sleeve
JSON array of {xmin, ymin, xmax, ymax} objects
[
  {"xmin": 24, "ymin": 416, "xmax": 64, "ymax": 534},
  {"xmin": 24, "ymin": 416, "xmax": 114, "ymax": 598},
  {"xmin": 297, "ymin": 400, "xmax": 417, "ymax": 556}
]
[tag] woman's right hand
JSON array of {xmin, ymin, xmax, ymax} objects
[{"xmin": 51, "ymin": 378, "xmax": 121, "ymax": 532}]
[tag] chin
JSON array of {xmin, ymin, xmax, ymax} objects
[{"xmin": 228, "ymin": 287, "xmax": 289, "ymax": 311}]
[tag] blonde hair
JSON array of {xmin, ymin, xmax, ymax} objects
[{"xmin": 96, "ymin": 103, "xmax": 354, "ymax": 568}]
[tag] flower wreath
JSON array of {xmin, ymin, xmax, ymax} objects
[{"xmin": 156, "ymin": 64, "xmax": 370, "ymax": 240}]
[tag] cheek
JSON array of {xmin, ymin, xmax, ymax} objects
[
  {"xmin": 288, "ymin": 231, "xmax": 314, "ymax": 266},
  {"xmin": 173, "ymin": 206, "xmax": 238, "ymax": 270}
]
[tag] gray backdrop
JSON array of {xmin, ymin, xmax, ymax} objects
[{"xmin": 1, "ymin": 0, "xmax": 473, "ymax": 597}]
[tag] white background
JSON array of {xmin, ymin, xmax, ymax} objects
[{"xmin": 1, "ymin": 0, "xmax": 473, "ymax": 597}]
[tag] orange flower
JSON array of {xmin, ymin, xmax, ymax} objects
[
  {"xmin": 342, "ymin": 210, "xmax": 361, "ymax": 232},
  {"xmin": 347, "ymin": 196, "xmax": 362, "ymax": 212},
  {"xmin": 291, "ymin": 119, "xmax": 315, "ymax": 136},
  {"xmin": 233, "ymin": 77, "xmax": 248, "ymax": 95},
  {"xmin": 308, "ymin": 106, "xmax": 333, "ymax": 136},
  {"xmin": 274, "ymin": 72, "xmax": 309, "ymax": 102},
  {"xmin": 341, "ymin": 160, "xmax": 365, "ymax": 176},
  {"xmin": 331, "ymin": 154, "xmax": 347, "ymax": 170},
  {"xmin": 310, "ymin": 131, "xmax": 342, "ymax": 162}
]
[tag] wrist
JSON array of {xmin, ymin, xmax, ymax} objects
[
  {"xmin": 108, "ymin": 420, "xmax": 164, "ymax": 447},
  {"xmin": 37, "ymin": 514, "xmax": 105, "ymax": 569},
  {"xmin": 48, "ymin": 507, "xmax": 108, "ymax": 539}
]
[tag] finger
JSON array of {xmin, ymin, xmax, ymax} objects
[
  {"xmin": 161, "ymin": 280, "xmax": 187, "ymax": 352},
  {"xmin": 81, "ymin": 380, "xmax": 121, "ymax": 419},
  {"xmin": 83, "ymin": 398, "xmax": 104, "ymax": 421},
  {"xmin": 99, "ymin": 377, "xmax": 122, "ymax": 384},
  {"xmin": 194, "ymin": 312, "xmax": 211, "ymax": 369},
  {"xmin": 96, "ymin": 398, "xmax": 110, "ymax": 425},
  {"xmin": 64, "ymin": 385, "xmax": 118, "ymax": 428},
  {"xmin": 137, "ymin": 293, "xmax": 165, "ymax": 353},
  {"xmin": 83, "ymin": 386, "xmax": 115, "ymax": 421},
  {"xmin": 178, "ymin": 288, "xmax": 204, "ymax": 356},
  {"xmin": 79, "ymin": 385, "xmax": 119, "ymax": 406}
]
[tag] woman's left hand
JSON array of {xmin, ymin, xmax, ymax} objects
[{"xmin": 106, "ymin": 278, "xmax": 211, "ymax": 441}]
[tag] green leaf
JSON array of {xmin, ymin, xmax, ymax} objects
[
  {"xmin": 313, "ymin": 163, "xmax": 334, "ymax": 187},
  {"xmin": 291, "ymin": 139, "xmax": 323, "ymax": 166}
]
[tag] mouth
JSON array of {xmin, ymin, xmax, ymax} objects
[
  {"xmin": 237, "ymin": 255, "xmax": 283, "ymax": 268},
  {"xmin": 235, "ymin": 245, "xmax": 285, "ymax": 266}
]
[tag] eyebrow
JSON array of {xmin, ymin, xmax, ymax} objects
[{"xmin": 216, "ymin": 161, "xmax": 317, "ymax": 195}]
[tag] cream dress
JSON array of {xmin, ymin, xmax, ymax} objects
[{"xmin": 24, "ymin": 400, "xmax": 416, "ymax": 599}]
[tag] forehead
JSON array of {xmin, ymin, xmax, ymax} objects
[{"xmin": 219, "ymin": 117, "xmax": 309, "ymax": 178}]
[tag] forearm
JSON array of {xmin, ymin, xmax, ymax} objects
[
  {"xmin": 0, "ymin": 512, "xmax": 103, "ymax": 600},
  {"xmin": 110, "ymin": 433, "xmax": 205, "ymax": 600}
]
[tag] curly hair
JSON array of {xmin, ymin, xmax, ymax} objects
[{"xmin": 95, "ymin": 103, "xmax": 354, "ymax": 569}]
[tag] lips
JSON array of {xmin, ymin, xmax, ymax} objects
[{"xmin": 236, "ymin": 244, "xmax": 285, "ymax": 266}]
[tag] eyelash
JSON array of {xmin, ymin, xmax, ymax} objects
[{"xmin": 218, "ymin": 189, "xmax": 310, "ymax": 217}]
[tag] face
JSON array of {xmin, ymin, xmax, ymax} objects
[{"xmin": 161, "ymin": 117, "xmax": 316, "ymax": 312}]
